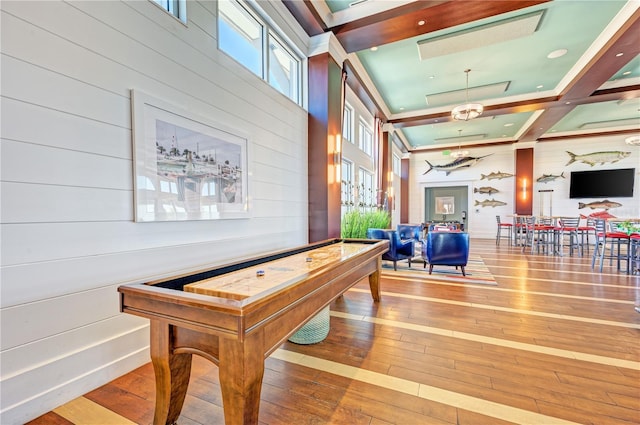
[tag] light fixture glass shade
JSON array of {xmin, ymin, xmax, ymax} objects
[
  {"xmin": 451, "ymin": 103, "xmax": 484, "ymax": 121},
  {"xmin": 450, "ymin": 149, "xmax": 469, "ymax": 158}
]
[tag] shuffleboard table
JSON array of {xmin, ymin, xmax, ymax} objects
[{"xmin": 118, "ymin": 238, "xmax": 389, "ymax": 425}]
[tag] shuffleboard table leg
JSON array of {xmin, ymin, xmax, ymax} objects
[
  {"xmin": 150, "ymin": 320, "xmax": 192, "ymax": 425},
  {"xmin": 368, "ymin": 257, "xmax": 382, "ymax": 302},
  {"xmin": 219, "ymin": 332, "xmax": 265, "ymax": 425}
]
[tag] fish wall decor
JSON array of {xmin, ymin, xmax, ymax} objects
[
  {"xmin": 423, "ymin": 154, "xmax": 491, "ymax": 176},
  {"xmin": 578, "ymin": 199, "xmax": 622, "ymax": 210},
  {"xmin": 536, "ymin": 172, "xmax": 565, "ymax": 183},
  {"xmin": 480, "ymin": 171, "xmax": 513, "ymax": 180},
  {"xmin": 474, "ymin": 198, "xmax": 507, "ymax": 208},
  {"xmin": 474, "ymin": 186, "xmax": 499, "ymax": 194},
  {"xmin": 566, "ymin": 151, "xmax": 631, "ymax": 167}
]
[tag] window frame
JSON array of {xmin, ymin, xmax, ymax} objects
[{"xmin": 358, "ymin": 119, "xmax": 373, "ymax": 157}]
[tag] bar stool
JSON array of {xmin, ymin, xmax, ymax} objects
[
  {"xmin": 577, "ymin": 217, "xmax": 596, "ymax": 255},
  {"xmin": 591, "ymin": 219, "xmax": 630, "ymax": 272},
  {"xmin": 522, "ymin": 216, "xmax": 554, "ymax": 254},
  {"xmin": 496, "ymin": 215, "xmax": 513, "ymax": 246},
  {"xmin": 555, "ymin": 217, "xmax": 581, "ymax": 256},
  {"xmin": 629, "ymin": 234, "xmax": 640, "ymax": 275}
]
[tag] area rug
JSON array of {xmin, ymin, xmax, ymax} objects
[{"xmin": 381, "ymin": 255, "xmax": 497, "ymax": 285}]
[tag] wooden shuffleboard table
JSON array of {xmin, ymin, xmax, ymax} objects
[{"xmin": 118, "ymin": 238, "xmax": 389, "ymax": 425}]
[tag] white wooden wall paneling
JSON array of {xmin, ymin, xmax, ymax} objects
[
  {"xmin": 1, "ymin": 55, "xmax": 130, "ymax": 128},
  {"xmin": 2, "ymin": 2, "xmax": 300, "ymax": 144},
  {"xmin": 1, "ymin": 231, "xmax": 303, "ymax": 308},
  {"xmin": 1, "ymin": 314, "xmax": 147, "ymax": 379},
  {"xmin": 1, "ymin": 98, "xmax": 132, "ymax": 159},
  {"xmin": 1, "ymin": 182, "xmax": 132, "ymax": 223},
  {"xmin": 2, "ymin": 140, "xmax": 132, "ymax": 190},
  {"xmin": 2, "ymin": 284, "xmax": 125, "ymax": 349},
  {"xmin": 64, "ymin": 0, "xmax": 303, "ymax": 138},
  {"xmin": 0, "ymin": 326, "xmax": 150, "ymax": 425}
]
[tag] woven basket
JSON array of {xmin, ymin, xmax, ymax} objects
[{"xmin": 288, "ymin": 306, "xmax": 330, "ymax": 345}]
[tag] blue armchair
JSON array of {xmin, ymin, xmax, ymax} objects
[
  {"xmin": 366, "ymin": 228, "xmax": 415, "ymax": 271},
  {"xmin": 423, "ymin": 231, "xmax": 470, "ymax": 276},
  {"xmin": 396, "ymin": 224, "xmax": 424, "ymax": 243}
]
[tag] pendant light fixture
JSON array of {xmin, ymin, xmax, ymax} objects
[{"xmin": 451, "ymin": 69, "xmax": 484, "ymax": 121}]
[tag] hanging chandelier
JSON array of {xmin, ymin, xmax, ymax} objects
[
  {"xmin": 450, "ymin": 129, "xmax": 469, "ymax": 158},
  {"xmin": 451, "ymin": 69, "xmax": 484, "ymax": 121}
]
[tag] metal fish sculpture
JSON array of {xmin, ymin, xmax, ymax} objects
[
  {"xmin": 566, "ymin": 151, "xmax": 631, "ymax": 167},
  {"xmin": 474, "ymin": 186, "xmax": 499, "ymax": 194},
  {"xmin": 537, "ymin": 172, "xmax": 565, "ymax": 183},
  {"xmin": 578, "ymin": 199, "xmax": 622, "ymax": 210},
  {"xmin": 423, "ymin": 154, "xmax": 492, "ymax": 176},
  {"xmin": 474, "ymin": 198, "xmax": 507, "ymax": 208},
  {"xmin": 480, "ymin": 171, "xmax": 514, "ymax": 180}
]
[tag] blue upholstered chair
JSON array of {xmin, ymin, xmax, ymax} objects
[
  {"xmin": 423, "ymin": 231, "xmax": 470, "ymax": 276},
  {"xmin": 366, "ymin": 228, "xmax": 415, "ymax": 271},
  {"xmin": 396, "ymin": 224, "xmax": 423, "ymax": 243}
]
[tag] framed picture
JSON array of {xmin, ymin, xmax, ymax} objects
[
  {"xmin": 435, "ymin": 196, "xmax": 455, "ymax": 215},
  {"xmin": 132, "ymin": 90, "xmax": 249, "ymax": 222}
]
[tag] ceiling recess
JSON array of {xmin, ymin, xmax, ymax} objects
[{"xmin": 417, "ymin": 10, "xmax": 545, "ymax": 60}]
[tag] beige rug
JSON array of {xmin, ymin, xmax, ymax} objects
[{"xmin": 381, "ymin": 255, "xmax": 497, "ymax": 285}]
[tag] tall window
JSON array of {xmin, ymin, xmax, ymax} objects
[
  {"xmin": 152, "ymin": 0, "xmax": 186, "ymax": 22},
  {"xmin": 341, "ymin": 159, "xmax": 354, "ymax": 210},
  {"xmin": 218, "ymin": 0, "xmax": 302, "ymax": 105},
  {"xmin": 343, "ymin": 104, "xmax": 354, "ymax": 144},
  {"xmin": 268, "ymin": 33, "xmax": 300, "ymax": 102},
  {"xmin": 358, "ymin": 168, "xmax": 375, "ymax": 210},
  {"xmin": 358, "ymin": 120, "xmax": 373, "ymax": 156},
  {"xmin": 218, "ymin": 0, "xmax": 263, "ymax": 77},
  {"xmin": 393, "ymin": 153, "xmax": 401, "ymax": 176}
]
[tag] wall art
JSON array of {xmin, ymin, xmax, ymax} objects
[
  {"xmin": 536, "ymin": 172, "xmax": 565, "ymax": 183},
  {"xmin": 480, "ymin": 171, "xmax": 513, "ymax": 180},
  {"xmin": 578, "ymin": 200, "xmax": 622, "ymax": 210},
  {"xmin": 435, "ymin": 196, "xmax": 455, "ymax": 214},
  {"xmin": 565, "ymin": 150, "xmax": 631, "ymax": 166},
  {"xmin": 132, "ymin": 90, "xmax": 249, "ymax": 222},
  {"xmin": 474, "ymin": 198, "xmax": 507, "ymax": 208},
  {"xmin": 423, "ymin": 154, "xmax": 491, "ymax": 175}
]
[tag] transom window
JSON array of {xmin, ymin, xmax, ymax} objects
[
  {"xmin": 343, "ymin": 104, "xmax": 354, "ymax": 144},
  {"xmin": 152, "ymin": 0, "xmax": 186, "ymax": 23},
  {"xmin": 218, "ymin": 0, "xmax": 302, "ymax": 105}
]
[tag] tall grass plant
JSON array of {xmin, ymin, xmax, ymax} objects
[{"xmin": 341, "ymin": 210, "xmax": 391, "ymax": 239}]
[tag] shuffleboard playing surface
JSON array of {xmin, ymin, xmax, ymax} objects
[{"xmin": 184, "ymin": 242, "xmax": 370, "ymax": 300}]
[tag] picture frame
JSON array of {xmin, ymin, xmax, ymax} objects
[
  {"xmin": 131, "ymin": 90, "xmax": 249, "ymax": 222},
  {"xmin": 435, "ymin": 196, "xmax": 455, "ymax": 215}
]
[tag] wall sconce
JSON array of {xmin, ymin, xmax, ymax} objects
[
  {"xmin": 334, "ymin": 134, "xmax": 342, "ymax": 182},
  {"xmin": 520, "ymin": 178, "xmax": 528, "ymax": 201}
]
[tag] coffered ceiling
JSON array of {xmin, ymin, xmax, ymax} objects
[{"xmin": 283, "ymin": 0, "xmax": 640, "ymax": 153}]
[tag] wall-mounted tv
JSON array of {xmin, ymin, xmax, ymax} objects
[{"xmin": 569, "ymin": 168, "xmax": 635, "ymax": 199}]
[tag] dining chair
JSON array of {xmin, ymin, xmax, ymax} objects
[
  {"xmin": 591, "ymin": 219, "xmax": 630, "ymax": 272},
  {"xmin": 555, "ymin": 217, "xmax": 581, "ymax": 256},
  {"xmin": 496, "ymin": 215, "xmax": 513, "ymax": 246}
]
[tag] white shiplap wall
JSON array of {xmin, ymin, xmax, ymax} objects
[
  {"xmin": 409, "ymin": 135, "xmax": 640, "ymax": 239},
  {"xmin": 0, "ymin": 1, "xmax": 309, "ymax": 423}
]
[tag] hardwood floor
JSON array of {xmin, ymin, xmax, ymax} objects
[{"xmin": 28, "ymin": 238, "xmax": 640, "ymax": 425}]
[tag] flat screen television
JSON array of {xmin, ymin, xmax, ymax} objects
[{"xmin": 569, "ymin": 168, "xmax": 635, "ymax": 198}]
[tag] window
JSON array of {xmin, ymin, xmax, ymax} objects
[
  {"xmin": 358, "ymin": 168, "xmax": 375, "ymax": 210},
  {"xmin": 268, "ymin": 33, "xmax": 300, "ymax": 102},
  {"xmin": 393, "ymin": 153, "xmax": 401, "ymax": 176},
  {"xmin": 341, "ymin": 159, "xmax": 354, "ymax": 208},
  {"xmin": 358, "ymin": 120, "xmax": 373, "ymax": 156},
  {"xmin": 343, "ymin": 104, "xmax": 354, "ymax": 143},
  {"xmin": 218, "ymin": 0, "xmax": 302, "ymax": 105},
  {"xmin": 152, "ymin": 0, "xmax": 186, "ymax": 23},
  {"xmin": 218, "ymin": 0, "xmax": 263, "ymax": 77}
]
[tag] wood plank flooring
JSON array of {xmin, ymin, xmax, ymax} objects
[{"xmin": 28, "ymin": 238, "xmax": 640, "ymax": 425}]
